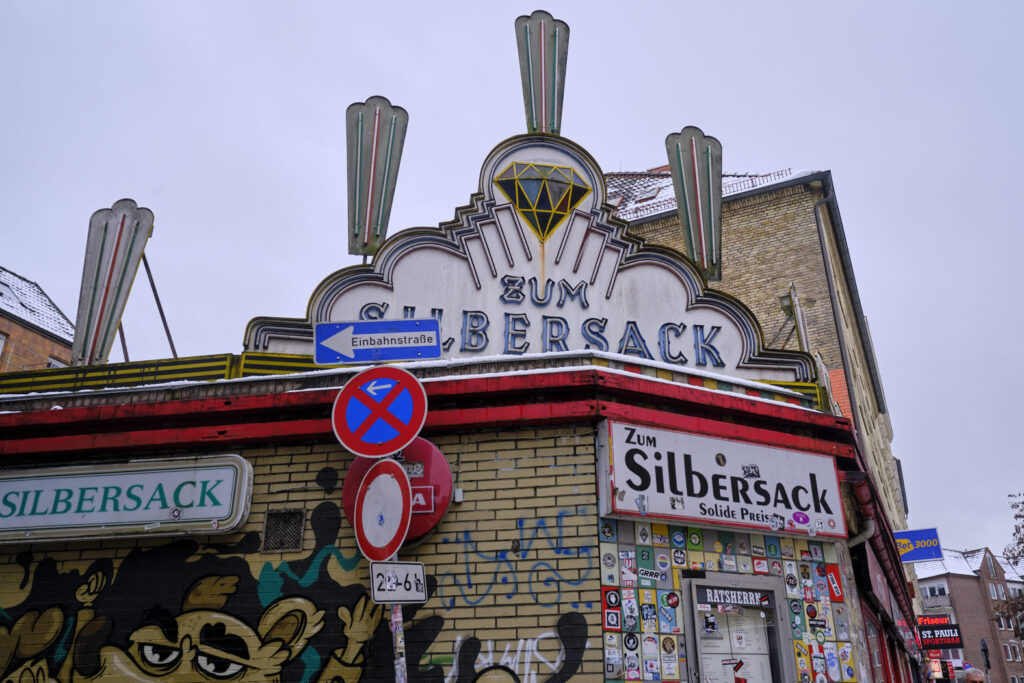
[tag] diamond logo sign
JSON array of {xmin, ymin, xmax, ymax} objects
[{"xmin": 494, "ymin": 162, "xmax": 591, "ymax": 242}]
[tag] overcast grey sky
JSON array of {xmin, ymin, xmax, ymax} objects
[{"xmin": 2, "ymin": 2, "xmax": 1021, "ymax": 555}]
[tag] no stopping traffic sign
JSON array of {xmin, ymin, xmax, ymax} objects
[{"xmin": 332, "ymin": 366, "xmax": 427, "ymax": 458}]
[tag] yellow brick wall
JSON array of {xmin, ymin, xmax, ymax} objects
[
  {"xmin": 628, "ymin": 184, "xmax": 841, "ymax": 369},
  {"xmin": 0, "ymin": 423, "xmax": 602, "ymax": 682},
  {"xmin": 0, "ymin": 313, "xmax": 72, "ymax": 372}
]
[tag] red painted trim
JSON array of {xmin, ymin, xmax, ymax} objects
[
  {"xmin": 0, "ymin": 370, "xmax": 856, "ymax": 462},
  {"xmin": 0, "ymin": 371, "xmax": 849, "ymax": 440},
  {"xmin": 426, "ymin": 401, "xmax": 599, "ymax": 430},
  {"xmin": 0, "ymin": 389, "xmax": 337, "ymax": 429},
  {"xmin": 598, "ymin": 403, "xmax": 855, "ymax": 459},
  {"xmin": 0, "ymin": 419, "xmax": 328, "ymax": 455}
]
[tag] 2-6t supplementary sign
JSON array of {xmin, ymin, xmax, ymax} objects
[{"xmin": 369, "ymin": 561, "xmax": 427, "ymax": 604}]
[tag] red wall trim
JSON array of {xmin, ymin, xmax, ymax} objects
[
  {"xmin": 0, "ymin": 370, "xmax": 856, "ymax": 462},
  {"xmin": 598, "ymin": 403, "xmax": 856, "ymax": 459}
]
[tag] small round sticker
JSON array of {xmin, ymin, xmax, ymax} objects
[
  {"xmin": 656, "ymin": 553, "xmax": 670, "ymax": 570},
  {"xmin": 606, "ymin": 590, "xmax": 621, "ymax": 608},
  {"xmin": 793, "ymin": 511, "xmax": 810, "ymax": 525},
  {"xmin": 672, "ymin": 531, "xmax": 686, "ymax": 546},
  {"xmin": 624, "ymin": 633, "xmax": 639, "ymax": 650},
  {"xmin": 806, "ymin": 604, "xmax": 817, "ymax": 619},
  {"xmin": 603, "ymin": 553, "xmax": 616, "ymax": 568},
  {"xmin": 662, "ymin": 592, "xmax": 680, "ymax": 608},
  {"xmin": 689, "ymin": 532, "xmax": 701, "ymax": 546}
]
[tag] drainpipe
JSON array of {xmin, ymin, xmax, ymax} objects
[
  {"xmin": 849, "ymin": 517, "xmax": 876, "ymax": 548},
  {"xmin": 844, "ymin": 471, "xmax": 916, "ymax": 627}
]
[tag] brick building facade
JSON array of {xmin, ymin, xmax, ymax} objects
[
  {"xmin": 919, "ymin": 549, "xmax": 1024, "ymax": 682},
  {"xmin": 0, "ymin": 12, "xmax": 919, "ymax": 683},
  {"xmin": 0, "ymin": 266, "xmax": 73, "ymax": 372},
  {"xmin": 0, "ymin": 132, "xmax": 919, "ymax": 683}
]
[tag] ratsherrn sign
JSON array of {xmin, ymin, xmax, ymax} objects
[{"xmin": 599, "ymin": 421, "xmax": 845, "ymax": 538}]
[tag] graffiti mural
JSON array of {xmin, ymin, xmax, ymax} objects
[
  {"xmin": 0, "ymin": 469, "xmax": 593, "ymax": 682},
  {"xmin": 436, "ymin": 508, "xmax": 595, "ymax": 610}
]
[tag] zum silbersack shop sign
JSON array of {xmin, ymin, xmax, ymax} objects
[{"xmin": 598, "ymin": 420, "xmax": 846, "ymax": 538}]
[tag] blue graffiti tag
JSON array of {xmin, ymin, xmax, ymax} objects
[{"xmin": 437, "ymin": 506, "xmax": 594, "ymax": 610}]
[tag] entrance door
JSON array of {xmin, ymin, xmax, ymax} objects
[{"xmin": 683, "ymin": 576, "xmax": 795, "ymax": 683}]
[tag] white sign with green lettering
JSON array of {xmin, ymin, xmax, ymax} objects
[{"xmin": 0, "ymin": 455, "xmax": 252, "ymax": 543}]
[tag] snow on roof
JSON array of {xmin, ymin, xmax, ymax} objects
[
  {"xmin": 606, "ymin": 168, "xmax": 819, "ymax": 222},
  {"xmin": 915, "ymin": 548, "xmax": 1024, "ymax": 581},
  {"xmin": 915, "ymin": 548, "xmax": 982, "ymax": 579},
  {"xmin": 998, "ymin": 557, "xmax": 1024, "ymax": 583},
  {"xmin": 963, "ymin": 548, "xmax": 986, "ymax": 572},
  {"xmin": 0, "ymin": 266, "xmax": 74, "ymax": 342}
]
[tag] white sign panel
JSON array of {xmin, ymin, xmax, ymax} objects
[
  {"xmin": 0, "ymin": 455, "xmax": 252, "ymax": 543},
  {"xmin": 599, "ymin": 421, "xmax": 845, "ymax": 538},
  {"xmin": 245, "ymin": 136, "xmax": 814, "ymax": 384},
  {"xmin": 370, "ymin": 561, "xmax": 427, "ymax": 604}
]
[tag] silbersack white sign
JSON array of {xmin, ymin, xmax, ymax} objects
[
  {"xmin": 599, "ymin": 421, "xmax": 845, "ymax": 538},
  {"xmin": 0, "ymin": 455, "xmax": 252, "ymax": 543}
]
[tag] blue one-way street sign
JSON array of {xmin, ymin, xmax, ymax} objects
[{"xmin": 314, "ymin": 318, "xmax": 441, "ymax": 365}]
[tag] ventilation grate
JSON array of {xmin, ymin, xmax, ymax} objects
[{"xmin": 263, "ymin": 509, "xmax": 305, "ymax": 551}]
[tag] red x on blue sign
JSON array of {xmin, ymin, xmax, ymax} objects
[{"xmin": 332, "ymin": 366, "xmax": 427, "ymax": 458}]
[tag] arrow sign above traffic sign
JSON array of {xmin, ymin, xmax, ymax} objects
[
  {"xmin": 333, "ymin": 366, "xmax": 428, "ymax": 458},
  {"xmin": 314, "ymin": 318, "xmax": 441, "ymax": 365},
  {"xmin": 353, "ymin": 458, "xmax": 412, "ymax": 562}
]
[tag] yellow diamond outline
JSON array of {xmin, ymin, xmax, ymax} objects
[{"xmin": 494, "ymin": 162, "xmax": 592, "ymax": 243}]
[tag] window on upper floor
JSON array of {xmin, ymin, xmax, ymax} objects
[
  {"xmin": 0, "ymin": 334, "xmax": 6, "ymax": 360},
  {"xmin": 1001, "ymin": 584, "xmax": 1008, "ymax": 600},
  {"xmin": 998, "ymin": 616, "xmax": 1005, "ymax": 629},
  {"xmin": 1005, "ymin": 644, "xmax": 1013, "ymax": 661},
  {"xmin": 929, "ymin": 585, "xmax": 938, "ymax": 597},
  {"xmin": 46, "ymin": 357, "xmax": 67, "ymax": 369},
  {"xmin": 989, "ymin": 554, "xmax": 998, "ymax": 574},
  {"xmin": 939, "ymin": 585, "xmax": 947, "ymax": 595},
  {"xmin": 991, "ymin": 583, "xmax": 999, "ymax": 599}
]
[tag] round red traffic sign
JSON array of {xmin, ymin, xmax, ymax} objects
[
  {"xmin": 352, "ymin": 458, "xmax": 412, "ymax": 562},
  {"xmin": 332, "ymin": 366, "xmax": 427, "ymax": 458},
  {"xmin": 342, "ymin": 437, "xmax": 453, "ymax": 545}
]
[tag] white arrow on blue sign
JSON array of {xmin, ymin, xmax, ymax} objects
[{"xmin": 314, "ymin": 318, "xmax": 442, "ymax": 365}]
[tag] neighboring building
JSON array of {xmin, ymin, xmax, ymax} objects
[
  {"xmin": 918, "ymin": 548, "xmax": 1024, "ymax": 681},
  {"xmin": 0, "ymin": 265, "xmax": 73, "ymax": 372}
]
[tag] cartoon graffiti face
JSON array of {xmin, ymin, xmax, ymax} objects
[{"xmin": 81, "ymin": 600, "xmax": 322, "ymax": 682}]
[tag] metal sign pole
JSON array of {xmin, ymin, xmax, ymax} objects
[
  {"xmin": 391, "ymin": 601, "xmax": 407, "ymax": 683},
  {"xmin": 387, "ymin": 550, "xmax": 408, "ymax": 683}
]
